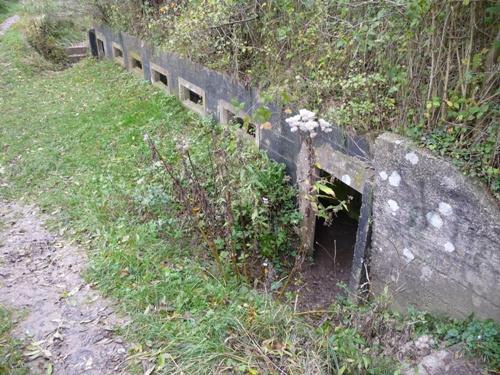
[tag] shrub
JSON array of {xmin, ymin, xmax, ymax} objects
[
  {"xmin": 141, "ymin": 123, "xmax": 301, "ymax": 280},
  {"xmin": 25, "ymin": 15, "xmax": 71, "ymax": 65}
]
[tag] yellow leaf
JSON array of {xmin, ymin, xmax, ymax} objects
[{"xmin": 260, "ymin": 122, "xmax": 272, "ymax": 130}]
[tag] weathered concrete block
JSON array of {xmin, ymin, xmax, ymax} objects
[{"xmin": 371, "ymin": 133, "xmax": 500, "ymax": 321}]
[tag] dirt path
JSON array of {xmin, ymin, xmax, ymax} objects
[
  {"xmin": 0, "ymin": 15, "xmax": 20, "ymax": 36},
  {"xmin": 0, "ymin": 201, "xmax": 129, "ymax": 374}
]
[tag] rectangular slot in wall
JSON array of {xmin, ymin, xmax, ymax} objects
[
  {"xmin": 150, "ymin": 63, "xmax": 170, "ymax": 94},
  {"xmin": 129, "ymin": 52, "xmax": 144, "ymax": 77},
  {"xmin": 178, "ymin": 77, "xmax": 206, "ymax": 116},
  {"xmin": 219, "ymin": 100, "xmax": 258, "ymax": 144},
  {"xmin": 112, "ymin": 42, "xmax": 124, "ymax": 66}
]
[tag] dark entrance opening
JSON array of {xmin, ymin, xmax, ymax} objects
[{"xmin": 298, "ymin": 169, "xmax": 362, "ymax": 310}]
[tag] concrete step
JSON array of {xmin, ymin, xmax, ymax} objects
[
  {"xmin": 66, "ymin": 43, "xmax": 88, "ymax": 55},
  {"xmin": 68, "ymin": 53, "xmax": 88, "ymax": 63}
]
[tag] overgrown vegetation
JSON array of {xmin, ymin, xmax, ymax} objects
[
  {"xmin": 1, "ymin": 21, "xmax": 499, "ymax": 373},
  {"xmin": 21, "ymin": 0, "xmax": 89, "ymax": 65},
  {"xmin": 0, "ymin": 0, "xmax": 20, "ymax": 23},
  {"xmin": 0, "ymin": 307, "xmax": 28, "ymax": 375},
  {"xmin": 410, "ymin": 309, "xmax": 500, "ymax": 370},
  {"xmin": 91, "ymin": 0, "xmax": 500, "ymax": 197},
  {"xmin": 143, "ymin": 126, "xmax": 300, "ymax": 279}
]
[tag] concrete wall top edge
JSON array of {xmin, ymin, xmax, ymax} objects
[{"xmin": 376, "ymin": 132, "xmax": 499, "ymax": 213}]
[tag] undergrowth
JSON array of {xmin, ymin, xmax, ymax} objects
[
  {"xmin": 0, "ymin": 306, "xmax": 28, "ymax": 375},
  {"xmin": 409, "ymin": 309, "xmax": 500, "ymax": 370},
  {"xmin": 1, "ymin": 26, "xmax": 498, "ymax": 374},
  {"xmin": 0, "ymin": 0, "xmax": 20, "ymax": 23},
  {"xmin": 21, "ymin": 0, "xmax": 90, "ymax": 65},
  {"xmin": 91, "ymin": 0, "xmax": 500, "ymax": 198}
]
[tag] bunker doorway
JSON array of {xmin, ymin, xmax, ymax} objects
[{"xmin": 300, "ymin": 170, "xmax": 362, "ymax": 310}]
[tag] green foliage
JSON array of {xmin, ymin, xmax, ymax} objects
[
  {"xmin": 1, "ymin": 25, "xmax": 496, "ymax": 374},
  {"xmin": 26, "ymin": 15, "xmax": 71, "ymax": 65},
  {"xmin": 142, "ymin": 122, "xmax": 301, "ymax": 278},
  {"xmin": 408, "ymin": 309, "xmax": 500, "ymax": 370},
  {"xmin": 0, "ymin": 0, "xmax": 19, "ymax": 23},
  {"xmin": 0, "ymin": 307, "xmax": 28, "ymax": 375},
  {"xmin": 23, "ymin": 0, "xmax": 91, "ymax": 65},
  {"xmin": 91, "ymin": 0, "xmax": 500, "ymax": 197}
]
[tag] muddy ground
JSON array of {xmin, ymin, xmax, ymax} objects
[{"xmin": 0, "ymin": 201, "xmax": 129, "ymax": 374}]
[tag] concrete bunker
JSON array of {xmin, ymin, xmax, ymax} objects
[
  {"xmin": 150, "ymin": 63, "xmax": 170, "ymax": 94},
  {"xmin": 129, "ymin": 52, "xmax": 144, "ymax": 77},
  {"xmin": 112, "ymin": 42, "xmax": 124, "ymax": 66},
  {"xmin": 88, "ymin": 26, "xmax": 500, "ymax": 321},
  {"xmin": 179, "ymin": 77, "xmax": 206, "ymax": 116}
]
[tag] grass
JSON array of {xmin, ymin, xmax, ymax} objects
[
  {"xmin": 0, "ymin": 306, "xmax": 28, "ymax": 374},
  {"xmin": 0, "ymin": 0, "xmax": 20, "ymax": 23},
  {"xmin": 0, "ymin": 28, "xmax": 330, "ymax": 374},
  {"xmin": 0, "ymin": 24, "xmax": 498, "ymax": 374}
]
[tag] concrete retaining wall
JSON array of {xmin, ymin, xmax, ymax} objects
[
  {"xmin": 372, "ymin": 133, "xmax": 500, "ymax": 321},
  {"xmin": 90, "ymin": 26, "xmax": 500, "ymax": 322}
]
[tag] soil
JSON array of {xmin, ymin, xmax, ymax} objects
[
  {"xmin": 0, "ymin": 15, "xmax": 20, "ymax": 36},
  {"xmin": 0, "ymin": 201, "xmax": 129, "ymax": 374},
  {"xmin": 292, "ymin": 213, "xmax": 358, "ymax": 311}
]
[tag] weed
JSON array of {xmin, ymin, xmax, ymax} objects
[
  {"xmin": 144, "ymin": 124, "xmax": 300, "ymax": 279},
  {"xmin": 408, "ymin": 309, "xmax": 500, "ymax": 370},
  {"xmin": 0, "ymin": 306, "xmax": 28, "ymax": 375}
]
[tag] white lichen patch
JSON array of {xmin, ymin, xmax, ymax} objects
[
  {"xmin": 402, "ymin": 248, "xmax": 415, "ymax": 262},
  {"xmin": 379, "ymin": 171, "xmax": 388, "ymax": 180},
  {"xmin": 438, "ymin": 202, "xmax": 453, "ymax": 216},
  {"xmin": 389, "ymin": 171, "xmax": 401, "ymax": 187},
  {"xmin": 387, "ymin": 199, "xmax": 399, "ymax": 212},
  {"xmin": 426, "ymin": 212, "xmax": 443, "ymax": 229},
  {"xmin": 420, "ymin": 265, "xmax": 433, "ymax": 281},
  {"xmin": 405, "ymin": 152, "xmax": 419, "ymax": 165},
  {"xmin": 444, "ymin": 242, "xmax": 455, "ymax": 253},
  {"xmin": 341, "ymin": 175, "xmax": 352, "ymax": 186}
]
